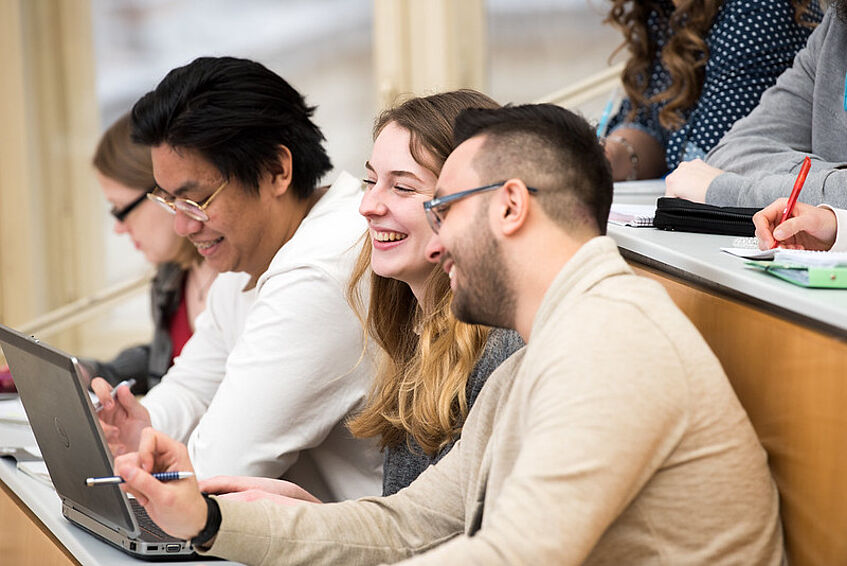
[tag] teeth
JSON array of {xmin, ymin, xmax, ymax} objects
[
  {"xmin": 448, "ymin": 265, "xmax": 455, "ymax": 279},
  {"xmin": 374, "ymin": 231, "xmax": 407, "ymax": 242},
  {"xmin": 194, "ymin": 237, "xmax": 223, "ymax": 250}
]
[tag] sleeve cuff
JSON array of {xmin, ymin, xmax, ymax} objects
[
  {"xmin": 819, "ymin": 205, "xmax": 847, "ymax": 252},
  {"xmin": 195, "ymin": 497, "xmax": 275, "ymax": 564}
]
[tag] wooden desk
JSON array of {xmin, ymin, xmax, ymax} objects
[{"xmin": 608, "ymin": 194, "xmax": 847, "ymax": 566}]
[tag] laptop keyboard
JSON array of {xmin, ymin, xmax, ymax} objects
[{"xmin": 129, "ymin": 499, "xmax": 183, "ymax": 542}]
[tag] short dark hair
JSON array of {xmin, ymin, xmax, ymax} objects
[
  {"xmin": 131, "ymin": 56, "xmax": 332, "ymax": 199},
  {"xmin": 453, "ymin": 104, "xmax": 613, "ymax": 235}
]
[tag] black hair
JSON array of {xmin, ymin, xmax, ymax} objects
[
  {"xmin": 452, "ymin": 103, "xmax": 613, "ymax": 235},
  {"xmin": 131, "ymin": 56, "xmax": 332, "ymax": 199}
]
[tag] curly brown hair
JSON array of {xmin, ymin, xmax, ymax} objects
[{"xmin": 606, "ymin": 0, "xmax": 817, "ymax": 131}]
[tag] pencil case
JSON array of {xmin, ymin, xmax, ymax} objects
[{"xmin": 653, "ymin": 197, "xmax": 759, "ymax": 237}]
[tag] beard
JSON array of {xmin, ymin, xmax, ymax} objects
[{"xmin": 448, "ymin": 207, "xmax": 517, "ymax": 330}]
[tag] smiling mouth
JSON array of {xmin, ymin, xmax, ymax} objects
[
  {"xmin": 193, "ymin": 236, "xmax": 224, "ymax": 250},
  {"xmin": 442, "ymin": 259, "xmax": 454, "ymax": 279},
  {"xmin": 373, "ymin": 231, "xmax": 408, "ymax": 242}
]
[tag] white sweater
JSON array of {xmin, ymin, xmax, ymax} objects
[{"xmin": 142, "ymin": 172, "xmax": 382, "ymax": 502}]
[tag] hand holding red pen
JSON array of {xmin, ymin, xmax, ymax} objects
[
  {"xmin": 753, "ymin": 199, "xmax": 837, "ymax": 251},
  {"xmin": 777, "ymin": 156, "xmax": 812, "ymax": 226}
]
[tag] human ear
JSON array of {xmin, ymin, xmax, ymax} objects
[
  {"xmin": 497, "ymin": 178, "xmax": 531, "ymax": 236},
  {"xmin": 269, "ymin": 145, "xmax": 294, "ymax": 196}
]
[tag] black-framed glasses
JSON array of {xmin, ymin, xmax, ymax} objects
[
  {"xmin": 146, "ymin": 179, "xmax": 228, "ymax": 223},
  {"xmin": 423, "ymin": 181, "xmax": 538, "ymax": 233},
  {"xmin": 110, "ymin": 188, "xmax": 154, "ymax": 223}
]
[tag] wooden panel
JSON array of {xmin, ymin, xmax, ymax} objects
[
  {"xmin": 373, "ymin": 0, "xmax": 486, "ymax": 108},
  {"xmin": 0, "ymin": 0, "xmax": 101, "ymax": 353},
  {"xmin": 632, "ymin": 263, "xmax": 847, "ymax": 566},
  {"xmin": 0, "ymin": 0, "xmax": 46, "ymax": 326},
  {"xmin": 0, "ymin": 482, "xmax": 79, "ymax": 566}
]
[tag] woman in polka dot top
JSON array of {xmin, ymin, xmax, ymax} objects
[{"xmin": 603, "ymin": 0, "xmax": 822, "ymax": 181}]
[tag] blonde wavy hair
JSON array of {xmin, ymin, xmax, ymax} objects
[
  {"xmin": 346, "ymin": 90, "xmax": 500, "ymax": 455},
  {"xmin": 607, "ymin": 0, "xmax": 817, "ymax": 131}
]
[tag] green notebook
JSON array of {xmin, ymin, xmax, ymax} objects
[{"xmin": 746, "ymin": 260, "xmax": 847, "ymax": 289}]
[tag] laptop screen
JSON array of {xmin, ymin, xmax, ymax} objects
[{"xmin": 0, "ymin": 325, "xmax": 137, "ymax": 536}]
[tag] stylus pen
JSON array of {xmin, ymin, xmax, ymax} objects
[
  {"xmin": 93, "ymin": 378, "xmax": 136, "ymax": 413},
  {"xmin": 85, "ymin": 471, "xmax": 194, "ymax": 486}
]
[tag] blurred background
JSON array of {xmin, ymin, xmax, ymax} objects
[{"xmin": 0, "ymin": 0, "xmax": 620, "ymax": 358}]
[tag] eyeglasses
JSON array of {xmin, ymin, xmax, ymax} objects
[
  {"xmin": 423, "ymin": 181, "xmax": 538, "ymax": 233},
  {"xmin": 110, "ymin": 188, "xmax": 154, "ymax": 223},
  {"xmin": 146, "ymin": 179, "xmax": 229, "ymax": 223}
]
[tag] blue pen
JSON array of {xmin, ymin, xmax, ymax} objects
[
  {"xmin": 596, "ymin": 88, "xmax": 619, "ymax": 138},
  {"xmin": 85, "ymin": 471, "xmax": 194, "ymax": 486}
]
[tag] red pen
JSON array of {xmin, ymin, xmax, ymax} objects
[{"xmin": 772, "ymin": 155, "xmax": 812, "ymax": 248}]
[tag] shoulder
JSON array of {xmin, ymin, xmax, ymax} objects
[{"xmin": 262, "ymin": 173, "xmax": 366, "ymax": 283}]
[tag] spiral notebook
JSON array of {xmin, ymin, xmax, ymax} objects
[{"xmin": 608, "ymin": 204, "xmax": 655, "ymax": 227}]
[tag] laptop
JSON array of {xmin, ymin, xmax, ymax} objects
[{"xmin": 0, "ymin": 323, "xmax": 196, "ymax": 560}]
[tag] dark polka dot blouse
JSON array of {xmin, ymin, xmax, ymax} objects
[{"xmin": 606, "ymin": 0, "xmax": 822, "ymax": 172}]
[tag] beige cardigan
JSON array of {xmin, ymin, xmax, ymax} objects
[{"xmin": 202, "ymin": 236, "xmax": 783, "ymax": 565}]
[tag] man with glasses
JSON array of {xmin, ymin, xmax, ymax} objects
[
  {"xmin": 91, "ymin": 56, "xmax": 382, "ymax": 502},
  {"xmin": 112, "ymin": 104, "xmax": 782, "ymax": 564}
]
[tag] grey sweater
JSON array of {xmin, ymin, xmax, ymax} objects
[
  {"xmin": 382, "ymin": 327, "xmax": 524, "ymax": 496},
  {"xmin": 705, "ymin": 7, "xmax": 847, "ymax": 208}
]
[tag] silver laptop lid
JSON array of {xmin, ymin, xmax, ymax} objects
[{"xmin": 0, "ymin": 323, "xmax": 140, "ymax": 538}]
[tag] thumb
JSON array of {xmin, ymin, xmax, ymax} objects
[
  {"xmin": 772, "ymin": 216, "xmax": 807, "ymax": 242},
  {"xmin": 115, "ymin": 386, "xmax": 150, "ymax": 421},
  {"xmin": 117, "ymin": 464, "xmax": 160, "ymax": 507}
]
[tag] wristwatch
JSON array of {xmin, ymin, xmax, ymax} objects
[{"xmin": 191, "ymin": 494, "xmax": 222, "ymax": 549}]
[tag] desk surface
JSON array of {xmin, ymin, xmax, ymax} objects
[
  {"xmin": 610, "ymin": 188, "xmax": 847, "ymax": 337},
  {"xmin": 0, "ymin": 422, "xmax": 240, "ymax": 565}
]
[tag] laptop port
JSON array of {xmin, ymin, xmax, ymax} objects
[
  {"xmin": 129, "ymin": 542, "xmax": 136, "ymax": 551},
  {"xmin": 165, "ymin": 544, "xmax": 181, "ymax": 553},
  {"xmin": 148, "ymin": 545, "xmax": 158, "ymax": 551}
]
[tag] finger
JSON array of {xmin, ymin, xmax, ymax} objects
[
  {"xmin": 198, "ymin": 475, "xmax": 238, "ymax": 494},
  {"xmin": 115, "ymin": 385, "xmax": 139, "ymax": 412},
  {"xmin": 101, "ymin": 422, "xmax": 120, "ymax": 440},
  {"xmin": 138, "ymin": 428, "xmax": 194, "ymax": 473},
  {"xmin": 116, "ymin": 464, "xmax": 158, "ymax": 506},
  {"xmin": 90, "ymin": 378, "xmax": 115, "ymax": 410},
  {"xmin": 137, "ymin": 428, "xmax": 159, "ymax": 473},
  {"xmin": 120, "ymin": 484, "xmax": 149, "ymax": 506},
  {"xmin": 115, "ymin": 387, "xmax": 153, "ymax": 425},
  {"xmin": 772, "ymin": 216, "xmax": 810, "ymax": 242},
  {"xmin": 752, "ymin": 213, "xmax": 776, "ymax": 249}
]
